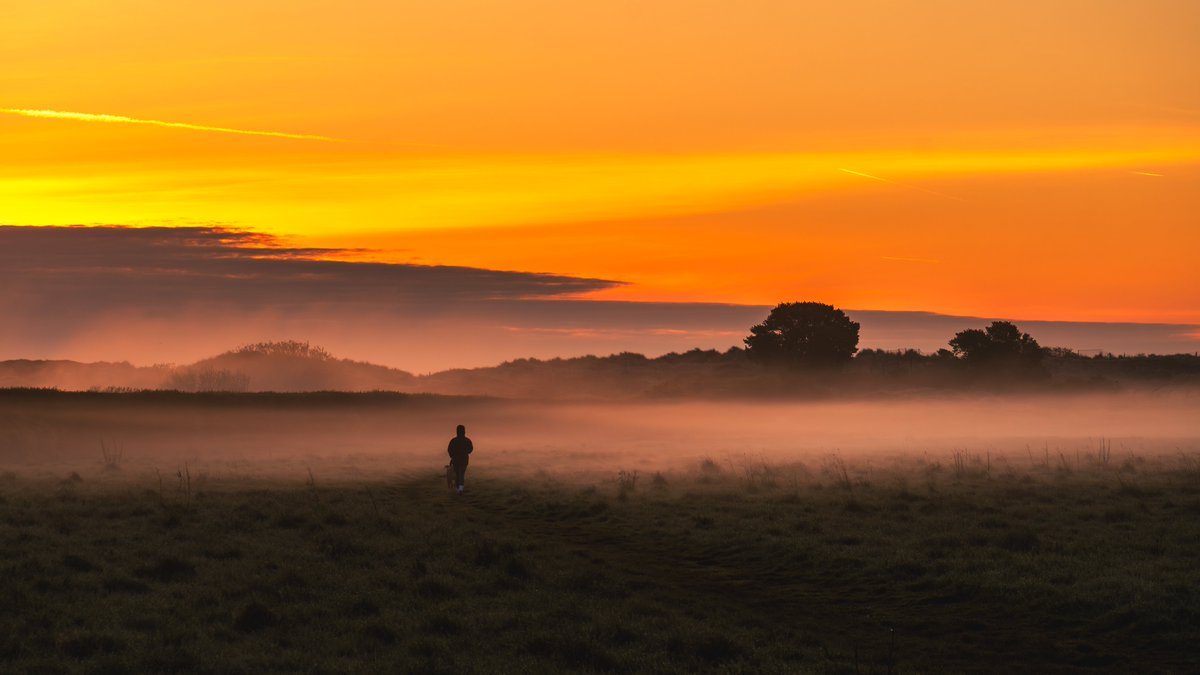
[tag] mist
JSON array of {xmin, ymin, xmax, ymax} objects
[{"xmin": 3, "ymin": 390, "xmax": 1195, "ymax": 484}]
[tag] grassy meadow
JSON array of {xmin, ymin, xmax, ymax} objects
[{"xmin": 2, "ymin": 445, "xmax": 1199, "ymax": 674}]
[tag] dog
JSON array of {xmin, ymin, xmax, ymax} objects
[{"xmin": 444, "ymin": 462, "xmax": 455, "ymax": 491}]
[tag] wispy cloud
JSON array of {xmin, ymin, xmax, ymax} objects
[
  {"xmin": 840, "ymin": 167, "xmax": 967, "ymax": 202},
  {"xmin": 0, "ymin": 108, "xmax": 344, "ymax": 142}
]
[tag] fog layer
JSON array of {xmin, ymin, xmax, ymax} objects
[{"xmin": 2, "ymin": 391, "xmax": 1195, "ymax": 481}]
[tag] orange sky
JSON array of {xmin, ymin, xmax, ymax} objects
[{"xmin": 3, "ymin": 0, "xmax": 1198, "ymax": 322}]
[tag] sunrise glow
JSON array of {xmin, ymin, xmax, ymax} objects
[{"xmin": 3, "ymin": 0, "xmax": 1198, "ymax": 331}]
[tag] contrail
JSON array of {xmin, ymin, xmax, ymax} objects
[
  {"xmin": 1132, "ymin": 171, "xmax": 1164, "ymax": 177},
  {"xmin": 839, "ymin": 167, "xmax": 967, "ymax": 202},
  {"xmin": 0, "ymin": 108, "xmax": 344, "ymax": 142}
]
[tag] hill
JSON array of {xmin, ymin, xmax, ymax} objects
[
  {"xmin": 0, "ymin": 341, "xmax": 416, "ymax": 394},
  {"xmin": 175, "ymin": 341, "xmax": 418, "ymax": 392},
  {"xmin": 0, "ymin": 359, "xmax": 169, "ymax": 391}
]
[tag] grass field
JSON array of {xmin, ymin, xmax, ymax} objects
[{"xmin": 2, "ymin": 449, "xmax": 1198, "ymax": 674}]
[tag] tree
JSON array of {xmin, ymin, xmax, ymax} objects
[
  {"xmin": 948, "ymin": 321, "xmax": 1044, "ymax": 367},
  {"xmin": 744, "ymin": 302, "xmax": 860, "ymax": 365}
]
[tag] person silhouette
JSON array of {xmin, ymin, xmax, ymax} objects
[{"xmin": 447, "ymin": 424, "xmax": 473, "ymax": 495}]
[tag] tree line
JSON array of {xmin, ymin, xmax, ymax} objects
[{"xmin": 745, "ymin": 301, "xmax": 1048, "ymax": 371}]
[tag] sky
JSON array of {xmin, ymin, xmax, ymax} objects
[{"xmin": 2, "ymin": 1, "xmax": 1198, "ymax": 366}]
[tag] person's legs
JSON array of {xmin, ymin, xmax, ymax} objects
[{"xmin": 455, "ymin": 457, "xmax": 469, "ymax": 490}]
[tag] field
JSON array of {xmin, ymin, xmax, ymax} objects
[{"xmin": 2, "ymin": 390, "xmax": 1198, "ymax": 673}]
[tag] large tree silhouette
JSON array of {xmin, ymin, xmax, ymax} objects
[
  {"xmin": 744, "ymin": 302, "xmax": 860, "ymax": 365},
  {"xmin": 949, "ymin": 321, "xmax": 1044, "ymax": 367}
]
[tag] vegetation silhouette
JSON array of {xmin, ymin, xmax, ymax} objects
[
  {"xmin": 948, "ymin": 321, "xmax": 1045, "ymax": 366},
  {"xmin": 232, "ymin": 340, "xmax": 334, "ymax": 360},
  {"xmin": 743, "ymin": 302, "xmax": 860, "ymax": 365},
  {"xmin": 166, "ymin": 367, "xmax": 250, "ymax": 393},
  {"xmin": 1, "ymin": 313, "xmax": 1198, "ymax": 396}
]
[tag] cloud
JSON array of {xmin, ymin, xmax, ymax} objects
[
  {"xmin": 0, "ymin": 108, "xmax": 344, "ymax": 142},
  {"xmin": 844, "ymin": 310, "xmax": 1200, "ymax": 357},
  {"xmin": 0, "ymin": 225, "xmax": 617, "ymax": 308},
  {"xmin": 0, "ymin": 226, "xmax": 678, "ymax": 369},
  {"xmin": 0, "ymin": 226, "xmax": 1196, "ymax": 370}
]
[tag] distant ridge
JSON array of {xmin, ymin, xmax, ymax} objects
[
  {"xmin": 178, "ymin": 340, "xmax": 418, "ymax": 392},
  {"xmin": 2, "ymin": 339, "xmax": 1198, "ymax": 398},
  {"xmin": 0, "ymin": 341, "xmax": 417, "ymax": 393},
  {"xmin": 0, "ymin": 359, "xmax": 168, "ymax": 391}
]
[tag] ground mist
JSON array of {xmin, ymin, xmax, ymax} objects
[{"xmin": 1, "ymin": 389, "xmax": 1197, "ymax": 672}]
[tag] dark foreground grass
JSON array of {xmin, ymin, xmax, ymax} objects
[{"xmin": 1, "ymin": 457, "xmax": 1198, "ymax": 674}]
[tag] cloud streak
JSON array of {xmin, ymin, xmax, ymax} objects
[
  {"xmin": 839, "ymin": 167, "xmax": 967, "ymax": 202},
  {"xmin": 0, "ymin": 226, "xmax": 1195, "ymax": 370},
  {"xmin": 0, "ymin": 108, "xmax": 344, "ymax": 142},
  {"xmin": 0, "ymin": 226, "xmax": 619, "ymax": 309}
]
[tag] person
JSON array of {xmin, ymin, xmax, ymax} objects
[{"xmin": 447, "ymin": 424, "xmax": 473, "ymax": 494}]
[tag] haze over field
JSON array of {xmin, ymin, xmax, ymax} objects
[
  {"xmin": 5, "ymin": 392, "xmax": 1198, "ymax": 673},
  {"xmin": 3, "ymin": 390, "xmax": 1196, "ymax": 480}
]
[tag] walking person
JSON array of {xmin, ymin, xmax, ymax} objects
[{"xmin": 447, "ymin": 424, "xmax": 473, "ymax": 495}]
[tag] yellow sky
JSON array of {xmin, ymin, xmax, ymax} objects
[{"xmin": 2, "ymin": 0, "xmax": 1198, "ymax": 322}]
